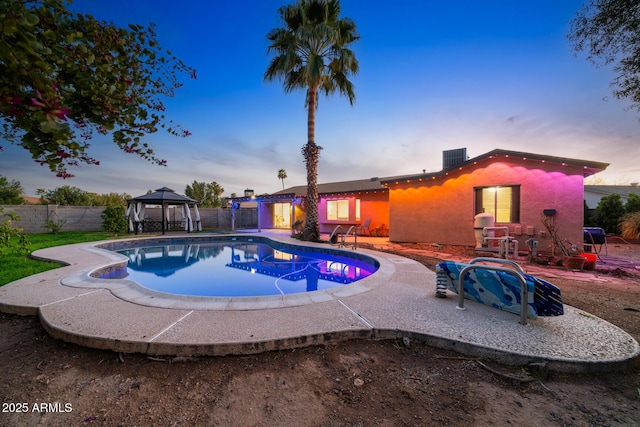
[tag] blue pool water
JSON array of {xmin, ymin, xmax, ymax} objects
[{"xmin": 97, "ymin": 238, "xmax": 379, "ymax": 297}]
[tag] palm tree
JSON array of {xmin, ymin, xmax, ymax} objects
[
  {"xmin": 277, "ymin": 168, "xmax": 288, "ymax": 190},
  {"xmin": 265, "ymin": 0, "xmax": 359, "ymax": 241}
]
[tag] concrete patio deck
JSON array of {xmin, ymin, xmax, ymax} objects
[{"xmin": 0, "ymin": 231, "xmax": 638, "ymax": 373}]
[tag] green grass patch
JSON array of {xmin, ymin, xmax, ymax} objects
[{"xmin": 0, "ymin": 231, "xmax": 122, "ymax": 286}]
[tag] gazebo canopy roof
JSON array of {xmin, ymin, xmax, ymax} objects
[{"xmin": 128, "ymin": 187, "xmax": 197, "ymax": 205}]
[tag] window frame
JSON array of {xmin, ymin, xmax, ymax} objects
[
  {"xmin": 326, "ymin": 199, "xmax": 350, "ymax": 221},
  {"xmin": 474, "ymin": 185, "xmax": 520, "ymax": 223}
]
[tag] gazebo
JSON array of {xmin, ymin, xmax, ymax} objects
[{"xmin": 126, "ymin": 187, "xmax": 201, "ymax": 234}]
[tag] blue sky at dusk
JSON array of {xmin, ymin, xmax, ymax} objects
[{"xmin": 2, "ymin": 0, "xmax": 639, "ymax": 198}]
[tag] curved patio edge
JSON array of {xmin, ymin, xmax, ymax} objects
[
  {"xmin": 1, "ymin": 233, "xmax": 639, "ymax": 374},
  {"xmin": 373, "ymin": 329, "xmax": 640, "ymax": 374}
]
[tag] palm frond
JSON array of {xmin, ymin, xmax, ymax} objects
[{"xmin": 264, "ymin": 0, "xmax": 358, "ymax": 101}]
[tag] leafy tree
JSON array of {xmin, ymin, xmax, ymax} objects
[
  {"xmin": 594, "ymin": 193, "xmax": 625, "ymax": 234},
  {"xmin": 625, "ymin": 192, "xmax": 640, "ymax": 213},
  {"xmin": 0, "ymin": 175, "xmax": 25, "ymax": 204},
  {"xmin": 277, "ymin": 168, "xmax": 288, "ymax": 190},
  {"xmin": 184, "ymin": 180, "xmax": 225, "ymax": 208},
  {"xmin": 38, "ymin": 185, "xmax": 95, "ymax": 206},
  {"xmin": 0, "ymin": 0, "xmax": 196, "ymax": 178},
  {"xmin": 265, "ymin": 0, "xmax": 359, "ymax": 241},
  {"xmin": 101, "ymin": 205, "xmax": 127, "ymax": 237},
  {"xmin": 569, "ymin": 0, "xmax": 640, "ymax": 117},
  {"xmin": 97, "ymin": 192, "xmax": 130, "ymax": 207}
]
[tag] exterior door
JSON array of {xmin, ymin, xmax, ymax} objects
[{"xmin": 274, "ymin": 203, "xmax": 291, "ymax": 229}]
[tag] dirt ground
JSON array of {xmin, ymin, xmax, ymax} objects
[{"xmin": 1, "ymin": 242, "xmax": 639, "ymax": 426}]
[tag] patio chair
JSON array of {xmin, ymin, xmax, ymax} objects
[{"xmin": 356, "ymin": 218, "xmax": 372, "ymax": 236}]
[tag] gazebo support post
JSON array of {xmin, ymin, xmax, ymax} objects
[{"xmin": 161, "ymin": 202, "xmax": 167, "ymax": 235}]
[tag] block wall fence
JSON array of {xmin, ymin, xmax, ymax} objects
[{"xmin": 1, "ymin": 205, "xmax": 258, "ymax": 234}]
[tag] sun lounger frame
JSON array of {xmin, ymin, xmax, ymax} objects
[{"xmin": 456, "ymin": 258, "xmax": 529, "ymax": 325}]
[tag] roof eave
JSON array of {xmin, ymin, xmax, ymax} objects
[{"xmin": 380, "ymin": 149, "xmax": 610, "ymax": 185}]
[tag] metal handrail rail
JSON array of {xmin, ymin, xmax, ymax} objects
[
  {"xmin": 468, "ymin": 257, "xmax": 526, "ymax": 274},
  {"xmin": 329, "ymin": 225, "xmax": 344, "ymax": 247},
  {"xmin": 345, "ymin": 225, "xmax": 358, "ymax": 250},
  {"xmin": 456, "ymin": 259, "xmax": 529, "ymax": 325}
]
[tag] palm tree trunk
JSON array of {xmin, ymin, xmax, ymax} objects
[{"xmin": 303, "ymin": 86, "xmax": 321, "ymax": 241}]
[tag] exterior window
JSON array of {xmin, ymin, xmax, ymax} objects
[
  {"xmin": 355, "ymin": 199, "xmax": 361, "ymax": 221},
  {"xmin": 474, "ymin": 186, "xmax": 520, "ymax": 223},
  {"xmin": 327, "ymin": 199, "xmax": 349, "ymax": 221}
]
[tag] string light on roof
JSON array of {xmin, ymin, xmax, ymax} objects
[{"xmin": 383, "ymin": 150, "xmax": 608, "ymax": 187}]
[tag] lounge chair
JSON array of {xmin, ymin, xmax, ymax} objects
[{"xmin": 435, "ymin": 258, "xmax": 564, "ymax": 320}]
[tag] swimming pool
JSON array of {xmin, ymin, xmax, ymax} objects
[{"xmin": 94, "ymin": 236, "xmax": 379, "ymax": 298}]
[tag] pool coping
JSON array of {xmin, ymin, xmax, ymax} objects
[{"xmin": 1, "ymin": 232, "xmax": 639, "ymax": 373}]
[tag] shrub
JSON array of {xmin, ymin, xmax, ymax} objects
[
  {"xmin": 0, "ymin": 208, "xmax": 30, "ymax": 254},
  {"xmin": 45, "ymin": 217, "xmax": 66, "ymax": 234},
  {"xmin": 101, "ymin": 206, "xmax": 128, "ymax": 237},
  {"xmin": 291, "ymin": 220, "xmax": 304, "ymax": 239},
  {"xmin": 594, "ymin": 193, "xmax": 625, "ymax": 234},
  {"xmin": 620, "ymin": 212, "xmax": 640, "ymax": 240},
  {"xmin": 626, "ymin": 193, "xmax": 640, "ymax": 213}
]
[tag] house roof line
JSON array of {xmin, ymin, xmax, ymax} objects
[
  {"xmin": 379, "ymin": 148, "xmax": 610, "ymax": 185},
  {"xmin": 270, "ymin": 178, "xmax": 388, "ymax": 198},
  {"xmin": 229, "ymin": 186, "xmax": 389, "ymax": 202},
  {"xmin": 229, "ymin": 193, "xmax": 297, "ymax": 203}
]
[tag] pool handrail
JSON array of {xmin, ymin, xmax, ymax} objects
[
  {"xmin": 345, "ymin": 225, "xmax": 357, "ymax": 250},
  {"xmin": 329, "ymin": 225, "xmax": 344, "ymax": 246},
  {"xmin": 456, "ymin": 257, "xmax": 529, "ymax": 325},
  {"xmin": 329, "ymin": 225, "xmax": 357, "ymax": 250}
]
